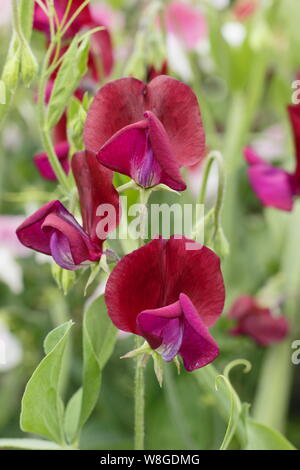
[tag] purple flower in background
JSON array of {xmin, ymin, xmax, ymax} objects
[{"xmin": 244, "ymin": 104, "xmax": 300, "ymax": 211}]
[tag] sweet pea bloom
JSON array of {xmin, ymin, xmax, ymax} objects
[
  {"xmin": 34, "ymin": 0, "xmax": 113, "ymax": 79},
  {"xmin": 244, "ymin": 104, "xmax": 300, "ymax": 211},
  {"xmin": 105, "ymin": 237, "xmax": 225, "ymax": 371},
  {"xmin": 228, "ymin": 295, "xmax": 289, "ymax": 346},
  {"xmin": 17, "ymin": 151, "xmax": 119, "ymax": 270},
  {"xmin": 233, "ymin": 0, "xmax": 257, "ymax": 21},
  {"xmin": 84, "ymin": 76, "xmax": 205, "ymax": 191}
]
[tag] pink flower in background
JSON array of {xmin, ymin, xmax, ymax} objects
[
  {"xmin": 84, "ymin": 76, "xmax": 205, "ymax": 191},
  {"xmin": 105, "ymin": 237, "xmax": 225, "ymax": 371},
  {"xmin": 228, "ymin": 295, "xmax": 289, "ymax": 346},
  {"xmin": 233, "ymin": 0, "xmax": 257, "ymax": 21},
  {"xmin": 17, "ymin": 151, "xmax": 120, "ymax": 270},
  {"xmin": 165, "ymin": 1, "xmax": 208, "ymax": 49},
  {"xmin": 244, "ymin": 104, "xmax": 300, "ymax": 211}
]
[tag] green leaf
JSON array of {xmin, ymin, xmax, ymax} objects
[
  {"xmin": 0, "ymin": 438, "xmax": 62, "ymax": 450},
  {"xmin": 20, "ymin": 321, "xmax": 73, "ymax": 445},
  {"xmin": 245, "ymin": 419, "xmax": 296, "ymax": 450},
  {"xmin": 47, "ymin": 35, "xmax": 90, "ymax": 129},
  {"xmin": 64, "ymin": 297, "xmax": 117, "ymax": 443},
  {"xmin": 64, "ymin": 388, "xmax": 82, "ymax": 445}
]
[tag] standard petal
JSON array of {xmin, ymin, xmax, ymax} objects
[
  {"xmin": 84, "ymin": 76, "xmax": 205, "ymax": 169},
  {"xmin": 179, "ymin": 293, "xmax": 219, "ymax": 371},
  {"xmin": 163, "ymin": 237, "xmax": 225, "ymax": 328},
  {"xmin": 84, "ymin": 78, "xmax": 146, "ymax": 153},
  {"xmin": 105, "ymin": 237, "xmax": 225, "ymax": 333},
  {"xmin": 71, "ymin": 150, "xmax": 120, "ymax": 244},
  {"xmin": 148, "ymin": 75, "xmax": 206, "ymax": 166},
  {"xmin": 105, "ymin": 238, "xmax": 166, "ymax": 333},
  {"xmin": 34, "ymin": 141, "xmax": 70, "ymax": 181}
]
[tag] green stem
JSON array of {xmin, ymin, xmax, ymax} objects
[
  {"xmin": 194, "ymin": 364, "xmax": 246, "ymax": 446},
  {"xmin": 37, "ymin": 42, "xmax": 71, "ymax": 191},
  {"xmin": 253, "ymin": 202, "xmax": 300, "ymax": 430},
  {"xmin": 134, "ymin": 336, "xmax": 145, "ymax": 450},
  {"xmin": 222, "ymin": 52, "xmax": 267, "ymax": 285}
]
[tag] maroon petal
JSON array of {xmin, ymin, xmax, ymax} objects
[
  {"xmin": 89, "ymin": 28, "xmax": 114, "ymax": 80},
  {"xmin": 71, "ymin": 150, "xmax": 120, "ymax": 245},
  {"xmin": 288, "ymin": 104, "xmax": 300, "ymax": 180},
  {"xmin": 105, "ymin": 238, "xmax": 165, "ymax": 333},
  {"xmin": 137, "ymin": 300, "xmax": 183, "ymax": 359},
  {"xmin": 148, "ymin": 75, "xmax": 206, "ymax": 167},
  {"xmin": 84, "ymin": 78, "xmax": 146, "ymax": 153},
  {"xmin": 163, "ymin": 237, "xmax": 225, "ymax": 328},
  {"xmin": 84, "ymin": 76, "xmax": 205, "ymax": 168},
  {"xmin": 227, "ymin": 295, "xmax": 257, "ymax": 320},
  {"xmin": 34, "ymin": 141, "xmax": 70, "ymax": 181},
  {"xmin": 179, "ymin": 294, "xmax": 219, "ymax": 371},
  {"xmin": 97, "ymin": 113, "xmax": 186, "ymax": 190},
  {"xmin": 244, "ymin": 147, "xmax": 294, "ymax": 211},
  {"xmin": 231, "ymin": 310, "xmax": 289, "ymax": 346},
  {"xmin": 16, "ymin": 200, "xmax": 101, "ymax": 269},
  {"xmin": 105, "ymin": 237, "xmax": 225, "ymax": 334},
  {"xmin": 16, "ymin": 200, "xmax": 62, "ymax": 255}
]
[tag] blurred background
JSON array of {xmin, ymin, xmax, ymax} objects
[{"xmin": 0, "ymin": 0, "xmax": 300, "ymax": 449}]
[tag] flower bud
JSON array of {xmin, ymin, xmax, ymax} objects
[
  {"xmin": 21, "ymin": 41, "xmax": 38, "ymax": 87},
  {"xmin": 213, "ymin": 227, "xmax": 230, "ymax": 259},
  {"xmin": 2, "ymin": 40, "xmax": 21, "ymax": 92}
]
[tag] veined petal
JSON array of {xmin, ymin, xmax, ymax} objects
[
  {"xmin": 288, "ymin": 103, "xmax": 300, "ymax": 180},
  {"xmin": 84, "ymin": 76, "xmax": 205, "ymax": 168}
]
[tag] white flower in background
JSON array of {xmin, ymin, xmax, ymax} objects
[
  {"xmin": 167, "ymin": 34, "xmax": 193, "ymax": 81},
  {"xmin": 0, "ymin": 0, "xmax": 12, "ymax": 27},
  {"xmin": 209, "ymin": 0, "xmax": 230, "ymax": 9},
  {"xmin": 0, "ymin": 216, "xmax": 30, "ymax": 293},
  {"xmin": 0, "ymin": 322, "xmax": 23, "ymax": 372},
  {"xmin": 221, "ymin": 21, "xmax": 247, "ymax": 47}
]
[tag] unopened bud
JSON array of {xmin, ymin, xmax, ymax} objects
[
  {"xmin": 2, "ymin": 45, "xmax": 21, "ymax": 92},
  {"xmin": 21, "ymin": 41, "xmax": 38, "ymax": 87}
]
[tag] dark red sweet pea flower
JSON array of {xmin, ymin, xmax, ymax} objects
[
  {"xmin": 244, "ymin": 104, "xmax": 300, "ymax": 211},
  {"xmin": 105, "ymin": 237, "xmax": 225, "ymax": 371},
  {"xmin": 228, "ymin": 295, "xmax": 289, "ymax": 346},
  {"xmin": 84, "ymin": 76, "xmax": 205, "ymax": 191},
  {"xmin": 34, "ymin": 141, "xmax": 70, "ymax": 181},
  {"xmin": 17, "ymin": 151, "xmax": 120, "ymax": 270}
]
